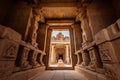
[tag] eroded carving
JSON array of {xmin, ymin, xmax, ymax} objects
[
  {"xmin": 99, "ymin": 45, "xmax": 112, "ymax": 63},
  {"xmin": 4, "ymin": 44, "xmax": 18, "ymax": 58},
  {"xmin": 81, "ymin": 51, "xmax": 90, "ymax": 66},
  {"xmin": 20, "ymin": 47, "xmax": 31, "ymax": 68},
  {"xmin": 29, "ymin": 51, "xmax": 40, "ymax": 67},
  {"xmin": 30, "ymin": 14, "xmax": 39, "ymax": 48},
  {"xmin": 104, "ymin": 66, "xmax": 118, "ymax": 80}
]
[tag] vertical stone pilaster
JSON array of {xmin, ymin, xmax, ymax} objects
[
  {"xmin": 40, "ymin": 54, "xmax": 45, "ymax": 66},
  {"xmin": 81, "ymin": 50, "xmax": 90, "ymax": 66},
  {"xmin": 29, "ymin": 50, "xmax": 39, "ymax": 67},
  {"xmin": 50, "ymin": 45, "xmax": 55, "ymax": 64},
  {"xmin": 66, "ymin": 45, "xmax": 70, "ymax": 64},
  {"xmin": 18, "ymin": 47, "xmax": 31, "ymax": 69},
  {"xmin": 87, "ymin": 47, "xmax": 103, "ymax": 71},
  {"xmin": 76, "ymin": 8, "xmax": 93, "ymax": 46}
]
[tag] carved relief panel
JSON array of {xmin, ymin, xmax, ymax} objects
[
  {"xmin": 0, "ymin": 39, "xmax": 19, "ymax": 60},
  {"xmin": 98, "ymin": 42, "xmax": 118, "ymax": 64}
]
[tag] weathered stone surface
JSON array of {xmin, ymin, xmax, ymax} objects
[
  {"xmin": 0, "ymin": 61, "xmax": 14, "ymax": 78},
  {"xmin": 18, "ymin": 47, "xmax": 31, "ymax": 69},
  {"xmin": 95, "ymin": 19, "xmax": 120, "ymax": 45},
  {"xmin": 0, "ymin": 39, "xmax": 19, "ymax": 60},
  {"xmin": 75, "ymin": 66, "xmax": 106, "ymax": 80},
  {"xmin": 9, "ymin": 66, "xmax": 45, "ymax": 80},
  {"xmin": 104, "ymin": 64, "xmax": 120, "ymax": 80},
  {"xmin": 29, "ymin": 51, "xmax": 40, "ymax": 67},
  {"xmin": 98, "ymin": 42, "xmax": 119, "ymax": 64},
  {"xmin": 0, "ymin": 25, "xmax": 21, "ymax": 42},
  {"xmin": 112, "ymin": 39, "xmax": 120, "ymax": 62},
  {"xmin": 95, "ymin": 29, "xmax": 110, "ymax": 45}
]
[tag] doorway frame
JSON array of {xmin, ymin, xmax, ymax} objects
[{"xmin": 45, "ymin": 25, "xmax": 76, "ymax": 70}]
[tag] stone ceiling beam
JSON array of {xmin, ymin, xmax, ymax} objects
[
  {"xmin": 46, "ymin": 20, "xmax": 74, "ymax": 26},
  {"xmin": 37, "ymin": 2, "xmax": 82, "ymax": 7}
]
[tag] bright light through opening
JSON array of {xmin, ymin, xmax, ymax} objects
[{"xmin": 49, "ymin": 29, "xmax": 72, "ymax": 67}]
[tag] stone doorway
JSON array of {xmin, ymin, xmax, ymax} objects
[
  {"xmin": 58, "ymin": 54, "xmax": 64, "ymax": 61},
  {"xmin": 48, "ymin": 29, "xmax": 72, "ymax": 68}
]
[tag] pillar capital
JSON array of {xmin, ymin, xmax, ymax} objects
[
  {"xmin": 76, "ymin": 8, "xmax": 87, "ymax": 22},
  {"xmin": 33, "ymin": 8, "xmax": 45, "ymax": 23}
]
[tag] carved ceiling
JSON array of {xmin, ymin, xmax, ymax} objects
[
  {"xmin": 31, "ymin": 0, "xmax": 92, "ymax": 19},
  {"xmin": 39, "ymin": 0, "xmax": 81, "ymax": 3},
  {"xmin": 39, "ymin": 7, "xmax": 79, "ymax": 19}
]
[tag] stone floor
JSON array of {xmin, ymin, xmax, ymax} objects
[
  {"xmin": 29, "ymin": 70, "xmax": 87, "ymax": 80},
  {"xmin": 49, "ymin": 64, "xmax": 72, "ymax": 67}
]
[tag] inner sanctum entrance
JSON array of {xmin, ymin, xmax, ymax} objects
[
  {"xmin": 58, "ymin": 54, "xmax": 63, "ymax": 60},
  {"xmin": 49, "ymin": 29, "xmax": 72, "ymax": 68}
]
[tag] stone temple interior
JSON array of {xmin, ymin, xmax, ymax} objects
[{"xmin": 0, "ymin": 0, "xmax": 120, "ymax": 80}]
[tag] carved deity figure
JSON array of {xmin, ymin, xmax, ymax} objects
[
  {"xmin": 77, "ymin": 8, "xmax": 92, "ymax": 44},
  {"xmin": 30, "ymin": 14, "xmax": 39, "ymax": 48}
]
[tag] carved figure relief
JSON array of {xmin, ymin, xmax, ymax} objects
[
  {"xmin": 5, "ymin": 45, "xmax": 17, "ymax": 58},
  {"xmin": 99, "ymin": 45, "xmax": 112, "ymax": 63},
  {"xmin": 30, "ymin": 14, "xmax": 39, "ymax": 47}
]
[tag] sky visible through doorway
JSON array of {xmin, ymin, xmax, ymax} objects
[{"xmin": 52, "ymin": 30, "xmax": 70, "ymax": 37}]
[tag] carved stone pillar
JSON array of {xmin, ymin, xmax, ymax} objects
[
  {"xmin": 19, "ymin": 47, "xmax": 31, "ymax": 69},
  {"xmin": 50, "ymin": 45, "xmax": 55, "ymax": 64},
  {"xmin": 81, "ymin": 50, "xmax": 90, "ymax": 66},
  {"xmin": 66, "ymin": 45, "xmax": 70, "ymax": 64},
  {"xmin": 40, "ymin": 54, "xmax": 45, "ymax": 66},
  {"xmin": 76, "ymin": 53, "xmax": 80, "ymax": 65},
  {"xmin": 30, "ymin": 14, "xmax": 39, "ymax": 48},
  {"xmin": 88, "ymin": 47, "xmax": 103, "ymax": 69},
  {"xmin": 29, "ymin": 51, "xmax": 39, "ymax": 67},
  {"xmin": 76, "ymin": 8, "xmax": 93, "ymax": 46}
]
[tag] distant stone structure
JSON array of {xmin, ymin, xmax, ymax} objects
[{"xmin": 52, "ymin": 32, "xmax": 70, "ymax": 42}]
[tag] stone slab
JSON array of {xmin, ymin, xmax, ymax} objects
[
  {"xmin": 75, "ymin": 66, "xmax": 106, "ymax": 80},
  {"xmin": 9, "ymin": 66, "xmax": 45, "ymax": 80},
  {"xmin": 104, "ymin": 64, "xmax": 120, "ymax": 80},
  {"xmin": 0, "ymin": 25, "xmax": 21, "ymax": 42},
  {"xmin": 95, "ymin": 29, "xmax": 110, "ymax": 45},
  {"xmin": 0, "ymin": 61, "xmax": 14, "ymax": 79}
]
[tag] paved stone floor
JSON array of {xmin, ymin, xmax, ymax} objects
[{"xmin": 30, "ymin": 70, "xmax": 87, "ymax": 80}]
